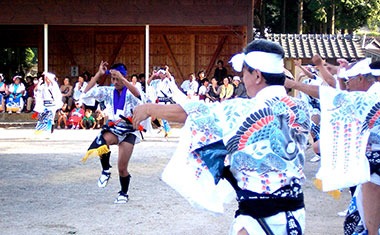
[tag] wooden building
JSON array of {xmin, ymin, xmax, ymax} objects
[{"xmin": 0, "ymin": 1, "xmax": 254, "ymax": 84}]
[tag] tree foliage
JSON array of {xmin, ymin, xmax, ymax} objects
[
  {"xmin": 0, "ymin": 47, "xmax": 38, "ymax": 83},
  {"xmin": 254, "ymin": 0, "xmax": 380, "ymax": 35}
]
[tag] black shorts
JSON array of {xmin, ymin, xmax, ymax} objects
[{"xmin": 122, "ymin": 133, "xmax": 136, "ymax": 145}]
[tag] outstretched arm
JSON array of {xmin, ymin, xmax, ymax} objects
[
  {"xmin": 285, "ymin": 78, "xmax": 320, "ymax": 99},
  {"xmin": 132, "ymin": 103, "xmax": 187, "ymax": 129},
  {"xmin": 294, "ymin": 59, "xmax": 314, "ymax": 79}
]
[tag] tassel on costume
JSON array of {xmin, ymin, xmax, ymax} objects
[
  {"xmin": 313, "ymin": 178, "xmax": 341, "ymax": 200},
  {"xmin": 31, "ymin": 112, "xmax": 39, "ymax": 120},
  {"xmin": 81, "ymin": 134, "xmax": 110, "ymax": 163}
]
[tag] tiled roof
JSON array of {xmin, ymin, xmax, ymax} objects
[
  {"xmin": 265, "ymin": 34, "xmax": 365, "ymax": 59},
  {"xmin": 363, "ymin": 36, "xmax": 380, "ymax": 50}
]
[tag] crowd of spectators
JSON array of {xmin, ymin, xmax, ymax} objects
[
  {"xmin": 0, "ymin": 60, "xmax": 245, "ymax": 128},
  {"xmin": 0, "ymin": 72, "xmax": 106, "ymax": 130},
  {"xmin": 179, "ymin": 63, "xmax": 247, "ymax": 103}
]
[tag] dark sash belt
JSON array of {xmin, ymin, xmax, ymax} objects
[{"xmin": 236, "ymin": 189, "xmax": 304, "ymax": 219}]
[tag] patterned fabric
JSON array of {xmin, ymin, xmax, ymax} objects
[
  {"xmin": 81, "ymin": 86, "xmax": 141, "ymax": 122},
  {"xmin": 150, "ymin": 77, "xmax": 175, "ymax": 102},
  {"xmin": 81, "ymin": 86, "xmax": 144, "ymax": 162},
  {"xmin": 34, "ymin": 81, "xmax": 62, "ymax": 113},
  {"xmin": 366, "ymin": 150, "xmax": 380, "ymax": 175},
  {"xmin": 318, "ymin": 83, "xmax": 380, "ymax": 191},
  {"xmin": 35, "ymin": 109, "xmax": 54, "ymax": 133},
  {"xmin": 321, "ymin": 82, "xmax": 380, "ymax": 235},
  {"xmin": 310, "ymin": 122, "xmax": 320, "ymax": 142},
  {"xmin": 34, "ymin": 81, "xmax": 63, "ymax": 134},
  {"xmin": 8, "ymin": 83, "xmax": 25, "ymax": 99},
  {"xmin": 162, "ymin": 85, "xmax": 311, "ymax": 220},
  {"xmin": 297, "ymin": 76, "xmax": 324, "ymax": 116},
  {"xmin": 82, "ymin": 120, "xmax": 137, "ymax": 162},
  {"xmin": 344, "ymin": 184, "xmax": 366, "ymax": 235},
  {"xmin": 7, "ymin": 83, "xmax": 26, "ymax": 110}
]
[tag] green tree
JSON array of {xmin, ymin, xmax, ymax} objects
[
  {"xmin": 254, "ymin": 0, "xmax": 380, "ymax": 35},
  {"xmin": 22, "ymin": 47, "xmax": 38, "ymax": 76},
  {"xmin": 335, "ymin": 0, "xmax": 380, "ymax": 34}
]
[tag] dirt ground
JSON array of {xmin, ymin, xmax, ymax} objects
[{"xmin": 0, "ymin": 127, "xmax": 351, "ymax": 235}]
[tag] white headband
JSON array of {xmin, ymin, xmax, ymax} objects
[
  {"xmin": 372, "ymin": 69, "xmax": 380, "ymax": 76},
  {"xmin": 339, "ymin": 58, "xmax": 372, "ymax": 79},
  {"xmin": 229, "ymin": 51, "xmax": 284, "ymax": 74}
]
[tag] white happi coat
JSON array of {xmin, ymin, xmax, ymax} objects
[
  {"xmin": 162, "ymin": 86, "xmax": 311, "ymax": 213},
  {"xmin": 318, "ymin": 82, "xmax": 380, "ymax": 191},
  {"xmin": 81, "ymin": 86, "xmax": 143, "ymax": 141}
]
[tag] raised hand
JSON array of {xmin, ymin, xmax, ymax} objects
[
  {"xmin": 312, "ymin": 54, "xmax": 324, "ymax": 67},
  {"xmin": 98, "ymin": 60, "xmax": 109, "ymax": 76}
]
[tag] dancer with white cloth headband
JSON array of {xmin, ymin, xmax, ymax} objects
[{"xmin": 132, "ymin": 39, "xmax": 311, "ymax": 235}]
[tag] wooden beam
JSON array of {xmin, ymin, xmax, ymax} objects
[
  {"xmin": 160, "ymin": 34, "xmax": 184, "ymax": 81},
  {"xmin": 58, "ymin": 32, "xmax": 76, "ymax": 65},
  {"xmin": 205, "ymin": 35, "xmax": 227, "ymax": 78},
  {"xmin": 108, "ymin": 33, "xmax": 128, "ymax": 66},
  {"xmin": 99, "ymin": 33, "xmax": 128, "ymax": 85}
]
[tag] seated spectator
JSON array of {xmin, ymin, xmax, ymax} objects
[
  {"xmin": 24, "ymin": 76, "xmax": 33, "ymax": 108},
  {"xmin": 25, "ymin": 77, "xmax": 38, "ymax": 113},
  {"xmin": 57, "ymin": 103, "xmax": 69, "ymax": 129},
  {"xmin": 219, "ymin": 76, "xmax": 234, "ymax": 101},
  {"xmin": 181, "ymin": 73, "xmax": 198, "ymax": 98},
  {"xmin": 180, "ymin": 74, "xmax": 191, "ymax": 95},
  {"xmin": 6, "ymin": 75, "xmax": 25, "ymax": 113},
  {"xmin": 188, "ymin": 73, "xmax": 199, "ymax": 98},
  {"xmin": 232, "ymin": 76, "xmax": 247, "ymax": 98},
  {"xmin": 80, "ymin": 109, "xmax": 96, "ymax": 129},
  {"xmin": 73, "ymin": 75, "xmax": 87, "ymax": 101},
  {"xmin": 94, "ymin": 109, "xmax": 106, "ymax": 129},
  {"xmin": 68, "ymin": 101, "xmax": 84, "ymax": 129},
  {"xmin": 198, "ymin": 78, "xmax": 209, "ymax": 101},
  {"xmin": 60, "ymin": 76, "xmax": 73, "ymax": 111},
  {"xmin": 130, "ymin": 74, "xmax": 142, "ymax": 91},
  {"xmin": 205, "ymin": 77, "xmax": 220, "ymax": 102},
  {"xmin": 80, "ymin": 74, "xmax": 99, "ymax": 113},
  {"xmin": 0, "ymin": 73, "xmax": 8, "ymax": 113}
]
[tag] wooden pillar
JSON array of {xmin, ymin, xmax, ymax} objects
[
  {"xmin": 247, "ymin": 0, "xmax": 254, "ymax": 42},
  {"xmin": 44, "ymin": 24, "xmax": 48, "ymax": 72},
  {"xmin": 190, "ymin": 34, "xmax": 195, "ymax": 75}
]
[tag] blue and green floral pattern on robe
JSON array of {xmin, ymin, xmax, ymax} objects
[
  {"xmin": 318, "ymin": 83, "xmax": 380, "ymax": 191},
  {"xmin": 162, "ymin": 86, "xmax": 311, "ymax": 213},
  {"xmin": 318, "ymin": 83, "xmax": 380, "ymax": 235}
]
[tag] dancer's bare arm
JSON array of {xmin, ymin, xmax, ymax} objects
[
  {"xmin": 133, "ymin": 103, "xmax": 187, "ymax": 129},
  {"xmin": 84, "ymin": 61, "xmax": 108, "ymax": 93},
  {"xmin": 285, "ymin": 78, "xmax": 320, "ymax": 99},
  {"xmin": 312, "ymin": 54, "xmax": 337, "ymax": 88}
]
